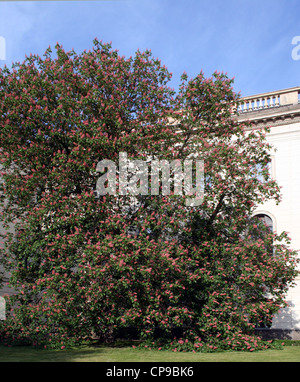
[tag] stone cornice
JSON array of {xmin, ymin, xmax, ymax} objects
[{"xmin": 237, "ymin": 103, "xmax": 300, "ymax": 128}]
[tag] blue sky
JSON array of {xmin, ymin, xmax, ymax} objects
[{"xmin": 0, "ymin": 0, "xmax": 299, "ymax": 97}]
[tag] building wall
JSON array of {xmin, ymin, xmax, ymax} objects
[
  {"xmin": 238, "ymin": 86, "xmax": 300, "ymax": 337},
  {"xmin": 254, "ymin": 120, "xmax": 300, "ymax": 331}
]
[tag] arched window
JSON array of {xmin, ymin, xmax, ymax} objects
[
  {"xmin": 252, "ymin": 213, "xmax": 274, "ymax": 329},
  {"xmin": 252, "ymin": 213, "xmax": 274, "ymax": 258},
  {"xmin": 254, "ymin": 214, "xmax": 273, "ymax": 232}
]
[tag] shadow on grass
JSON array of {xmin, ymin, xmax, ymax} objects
[
  {"xmin": 0, "ymin": 340, "xmax": 142, "ymax": 362},
  {"xmin": 0, "ymin": 344, "xmax": 104, "ymax": 362},
  {"xmin": 1, "ymin": 340, "xmax": 300, "ymax": 362}
]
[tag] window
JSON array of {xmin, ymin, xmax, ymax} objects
[
  {"xmin": 254, "ymin": 159, "xmax": 273, "ymax": 183},
  {"xmin": 254, "ymin": 214, "xmax": 273, "ymax": 232},
  {"xmin": 252, "ymin": 213, "xmax": 274, "ymax": 329},
  {"xmin": 251, "ymin": 213, "xmax": 274, "ymax": 255}
]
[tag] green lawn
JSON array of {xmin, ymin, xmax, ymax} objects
[{"xmin": 0, "ymin": 342, "xmax": 300, "ymax": 362}]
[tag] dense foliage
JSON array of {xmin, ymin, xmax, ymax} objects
[{"xmin": 0, "ymin": 39, "xmax": 298, "ymax": 351}]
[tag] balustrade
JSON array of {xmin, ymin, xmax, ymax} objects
[{"xmin": 237, "ymin": 87, "xmax": 300, "ymax": 113}]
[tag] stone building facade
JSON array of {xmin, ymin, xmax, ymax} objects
[{"xmin": 238, "ymin": 86, "xmax": 300, "ymax": 339}]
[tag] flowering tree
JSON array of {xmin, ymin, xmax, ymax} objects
[{"xmin": 0, "ymin": 40, "xmax": 298, "ymax": 351}]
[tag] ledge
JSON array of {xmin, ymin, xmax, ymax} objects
[{"xmin": 255, "ymin": 328, "xmax": 300, "ymax": 340}]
